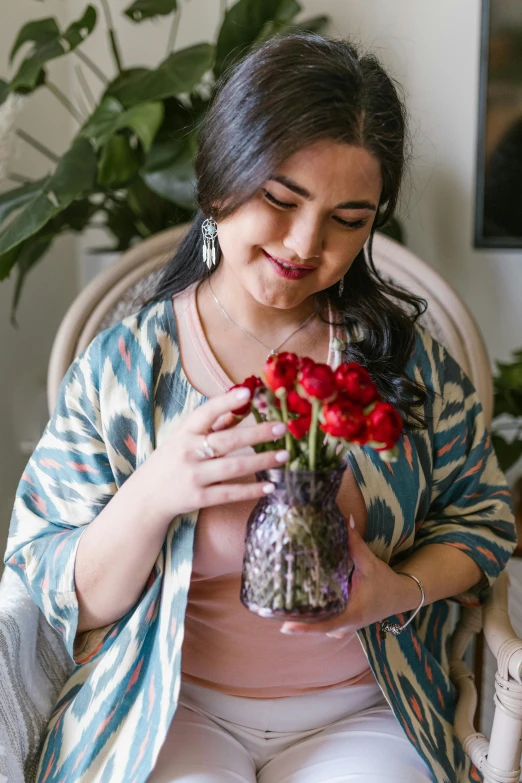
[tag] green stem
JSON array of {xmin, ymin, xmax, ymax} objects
[
  {"xmin": 75, "ymin": 66, "xmax": 96, "ymax": 109},
  {"xmin": 16, "ymin": 129, "xmax": 60, "ymax": 163},
  {"xmin": 74, "ymin": 49, "xmax": 109, "ymax": 84},
  {"xmin": 308, "ymin": 399, "xmax": 320, "ymax": 471},
  {"xmin": 166, "ymin": 8, "xmax": 182, "ymax": 54},
  {"xmin": 46, "ymin": 82, "xmax": 83, "ymax": 123},
  {"xmin": 325, "ymin": 435, "xmax": 339, "ymax": 464},
  {"xmin": 279, "ymin": 392, "xmax": 296, "ymax": 460},
  {"xmin": 100, "ymin": 0, "xmax": 124, "ymax": 73},
  {"xmin": 6, "ymin": 172, "xmax": 35, "ymax": 184}
]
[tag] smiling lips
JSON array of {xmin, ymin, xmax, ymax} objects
[{"xmin": 262, "ymin": 249, "xmax": 316, "ymax": 279}]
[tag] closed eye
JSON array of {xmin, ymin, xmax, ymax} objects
[{"xmin": 261, "ymin": 189, "xmax": 368, "ymax": 230}]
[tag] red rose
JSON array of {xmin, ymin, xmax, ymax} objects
[
  {"xmin": 335, "ymin": 363, "xmax": 379, "ymax": 407},
  {"xmin": 297, "ymin": 356, "xmax": 315, "ymax": 373},
  {"xmin": 320, "ymin": 397, "xmax": 367, "ymax": 440},
  {"xmin": 288, "ymin": 415, "xmax": 312, "ymax": 439},
  {"xmin": 298, "ymin": 363, "xmax": 337, "ymax": 401},
  {"xmin": 366, "ymin": 402, "xmax": 403, "ymax": 450},
  {"xmin": 230, "ymin": 376, "xmax": 263, "ymax": 416},
  {"xmin": 264, "ymin": 352, "xmax": 299, "ymax": 392},
  {"xmin": 286, "ymin": 390, "xmax": 312, "ymax": 416}
]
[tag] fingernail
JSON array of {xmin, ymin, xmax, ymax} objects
[
  {"xmin": 271, "ymin": 422, "xmax": 286, "ymax": 437},
  {"xmin": 349, "ymin": 515, "xmax": 355, "ymax": 529},
  {"xmin": 275, "ymin": 449, "xmax": 290, "ymax": 463},
  {"xmin": 263, "ymin": 483, "xmax": 275, "ymax": 494},
  {"xmin": 235, "ymin": 388, "xmax": 251, "ymax": 401}
]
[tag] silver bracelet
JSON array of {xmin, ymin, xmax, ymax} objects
[{"xmin": 380, "ymin": 572, "xmax": 425, "ymax": 640}]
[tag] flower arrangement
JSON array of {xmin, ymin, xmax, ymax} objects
[{"xmin": 230, "ymin": 352, "xmax": 403, "ymax": 470}]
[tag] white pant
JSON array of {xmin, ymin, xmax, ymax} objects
[{"xmin": 147, "ymin": 679, "xmax": 433, "ymax": 782}]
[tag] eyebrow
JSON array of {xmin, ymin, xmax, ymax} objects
[{"xmin": 267, "ymin": 175, "xmax": 377, "ymax": 211}]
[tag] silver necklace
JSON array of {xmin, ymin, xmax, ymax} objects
[{"xmin": 207, "ymin": 276, "xmax": 316, "ymax": 358}]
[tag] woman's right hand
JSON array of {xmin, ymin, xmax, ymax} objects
[{"xmin": 142, "ymin": 387, "xmax": 289, "ymax": 522}]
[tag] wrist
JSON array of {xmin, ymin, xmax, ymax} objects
[
  {"xmin": 128, "ymin": 457, "xmax": 176, "ymax": 530},
  {"xmin": 392, "ymin": 570, "xmax": 424, "ymax": 615}
]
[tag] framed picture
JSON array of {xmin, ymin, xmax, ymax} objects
[{"xmin": 475, "ymin": 0, "xmax": 522, "ymax": 248}]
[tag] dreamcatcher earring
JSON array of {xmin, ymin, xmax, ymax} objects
[{"xmin": 202, "ymin": 216, "xmax": 218, "ymax": 269}]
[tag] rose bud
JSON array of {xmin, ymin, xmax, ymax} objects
[
  {"xmin": 263, "ymin": 352, "xmax": 299, "ymax": 392},
  {"xmin": 298, "ymin": 362, "xmax": 337, "ymax": 402},
  {"xmin": 335, "ymin": 363, "xmax": 379, "ymax": 407},
  {"xmin": 286, "ymin": 390, "xmax": 312, "ymax": 416},
  {"xmin": 230, "ymin": 376, "xmax": 263, "ymax": 416},
  {"xmin": 366, "ymin": 401, "xmax": 403, "ymax": 450},
  {"xmin": 287, "ymin": 415, "xmax": 312, "ymax": 439},
  {"xmin": 252, "ymin": 386, "xmax": 276, "ymax": 416},
  {"xmin": 320, "ymin": 397, "xmax": 366, "ymax": 440}
]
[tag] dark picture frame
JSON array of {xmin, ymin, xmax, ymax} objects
[{"xmin": 475, "ymin": 0, "xmax": 522, "ymax": 248}]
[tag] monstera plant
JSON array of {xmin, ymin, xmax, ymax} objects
[
  {"xmin": 492, "ymin": 348, "xmax": 522, "ymax": 473},
  {"xmin": 0, "ymin": 0, "xmax": 329, "ymax": 319}
]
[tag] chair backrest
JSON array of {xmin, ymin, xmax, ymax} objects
[{"xmin": 47, "ymin": 227, "xmax": 493, "ymax": 423}]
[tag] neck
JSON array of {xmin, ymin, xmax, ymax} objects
[{"xmin": 205, "ymin": 264, "xmax": 317, "ymax": 344}]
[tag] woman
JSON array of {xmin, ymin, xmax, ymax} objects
[{"xmin": 4, "ymin": 32, "xmax": 516, "ymax": 783}]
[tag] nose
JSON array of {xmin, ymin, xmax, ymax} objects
[{"xmin": 282, "ymin": 213, "xmax": 323, "ymax": 261}]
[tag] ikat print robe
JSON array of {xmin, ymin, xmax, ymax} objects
[{"xmin": 3, "ymin": 299, "xmax": 517, "ymax": 783}]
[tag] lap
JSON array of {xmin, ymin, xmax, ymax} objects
[
  {"xmin": 147, "ymin": 703, "xmax": 433, "ymax": 783},
  {"xmin": 147, "ymin": 704, "xmax": 256, "ymax": 782}
]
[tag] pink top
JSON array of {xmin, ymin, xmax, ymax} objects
[{"xmin": 173, "ymin": 282, "xmax": 375, "ymax": 698}]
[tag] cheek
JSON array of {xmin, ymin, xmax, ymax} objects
[{"xmin": 218, "ymin": 205, "xmax": 281, "ymax": 255}]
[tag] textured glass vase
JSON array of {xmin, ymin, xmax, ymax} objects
[{"xmin": 240, "ymin": 464, "xmax": 352, "ymax": 622}]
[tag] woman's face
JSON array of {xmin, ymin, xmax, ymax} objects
[{"xmin": 215, "ymin": 139, "xmax": 383, "ymax": 310}]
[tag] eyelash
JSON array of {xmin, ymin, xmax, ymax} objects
[{"xmin": 261, "ymin": 189, "xmax": 368, "ymax": 230}]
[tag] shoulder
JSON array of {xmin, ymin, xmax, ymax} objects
[
  {"xmin": 408, "ymin": 322, "xmax": 476, "ymax": 397},
  {"xmin": 64, "ymin": 298, "xmax": 179, "ymax": 402}
]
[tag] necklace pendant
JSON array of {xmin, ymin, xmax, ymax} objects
[{"xmin": 268, "ymin": 349, "xmax": 278, "ymax": 357}]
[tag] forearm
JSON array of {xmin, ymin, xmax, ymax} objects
[
  {"xmin": 388, "ymin": 543, "xmax": 485, "ymax": 616},
  {"xmin": 75, "ymin": 466, "xmax": 172, "ymax": 634}
]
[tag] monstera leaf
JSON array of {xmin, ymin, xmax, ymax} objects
[
  {"xmin": 142, "ymin": 137, "xmax": 197, "ymax": 210},
  {"xmin": 124, "ymin": 0, "xmax": 178, "ymax": 22},
  {"xmin": 80, "ymin": 96, "xmax": 164, "ymax": 151},
  {"xmin": 215, "ymin": 0, "xmax": 322, "ymax": 77},
  {"xmin": 0, "ymin": 138, "xmax": 97, "ymax": 271},
  {"xmin": 9, "ymin": 6, "xmax": 97, "ymax": 93},
  {"xmin": 108, "ymin": 44, "xmax": 215, "ymax": 106}
]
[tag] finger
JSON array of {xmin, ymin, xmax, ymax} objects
[
  {"xmin": 188, "ymin": 388, "xmax": 252, "ymax": 434},
  {"xmin": 347, "ymin": 516, "xmax": 372, "ymax": 570},
  {"xmin": 199, "ymin": 478, "xmax": 279, "ymax": 508},
  {"xmin": 280, "ymin": 620, "xmax": 351, "ymax": 635},
  {"xmin": 211, "ymin": 411, "xmax": 238, "ymax": 432},
  {"xmin": 206, "ymin": 419, "xmax": 287, "ymax": 456},
  {"xmin": 198, "ymin": 447, "xmax": 290, "ymax": 484}
]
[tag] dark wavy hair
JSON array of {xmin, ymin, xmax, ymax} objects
[{"xmin": 147, "ymin": 32, "xmax": 430, "ymax": 428}]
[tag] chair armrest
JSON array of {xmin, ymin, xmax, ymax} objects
[
  {"xmin": 452, "ymin": 572, "xmax": 522, "ymax": 783},
  {"xmin": 483, "ymin": 570, "xmax": 522, "ymax": 684},
  {"xmin": 0, "ymin": 568, "xmax": 73, "ymax": 783}
]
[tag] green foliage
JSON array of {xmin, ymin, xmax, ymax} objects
[
  {"xmin": 124, "ymin": 0, "xmax": 178, "ymax": 22},
  {"xmin": 0, "ymin": 0, "xmax": 329, "ymax": 318},
  {"xmin": 9, "ymin": 7, "xmax": 98, "ymax": 92},
  {"xmin": 493, "ymin": 348, "xmax": 522, "ymax": 472}
]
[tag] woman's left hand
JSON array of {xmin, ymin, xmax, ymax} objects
[{"xmin": 279, "ymin": 517, "xmax": 417, "ymax": 638}]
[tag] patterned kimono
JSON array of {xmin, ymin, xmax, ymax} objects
[{"xmin": 3, "ymin": 299, "xmax": 517, "ymax": 783}]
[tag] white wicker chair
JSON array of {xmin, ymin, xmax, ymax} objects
[{"xmin": 1, "ymin": 227, "xmax": 521, "ymax": 783}]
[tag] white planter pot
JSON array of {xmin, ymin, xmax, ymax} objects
[{"xmin": 79, "ymin": 249, "xmax": 121, "ymax": 291}]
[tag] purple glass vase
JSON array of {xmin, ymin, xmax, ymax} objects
[{"xmin": 240, "ymin": 463, "xmax": 352, "ymax": 622}]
